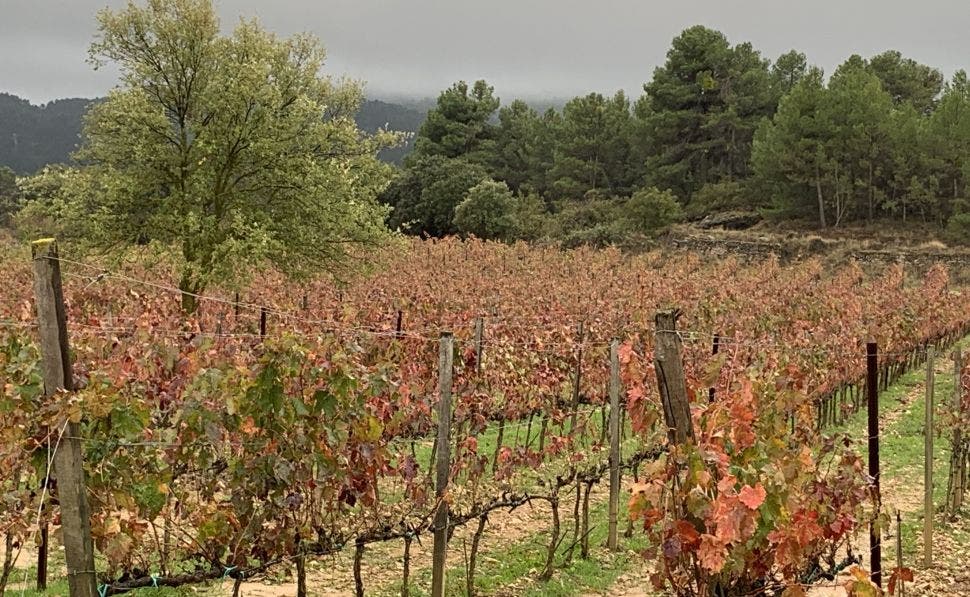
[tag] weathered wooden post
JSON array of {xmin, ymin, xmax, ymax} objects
[
  {"xmin": 947, "ymin": 350, "xmax": 966, "ymax": 515},
  {"xmin": 896, "ymin": 511, "xmax": 905, "ymax": 596},
  {"xmin": 867, "ymin": 340, "xmax": 882, "ymax": 588},
  {"xmin": 709, "ymin": 333, "xmax": 720, "ymax": 403},
  {"xmin": 431, "ymin": 332, "xmax": 454, "ymax": 597},
  {"xmin": 607, "ymin": 339, "xmax": 621, "ymax": 551},
  {"xmin": 654, "ymin": 309, "xmax": 694, "ymax": 444},
  {"xmin": 31, "ymin": 239, "xmax": 98, "ymax": 597},
  {"xmin": 924, "ymin": 346, "xmax": 935, "ymax": 568}
]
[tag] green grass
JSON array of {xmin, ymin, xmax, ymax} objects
[
  {"xmin": 829, "ymin": 335, "xmax": 970, "ymax": 569},
  {"xmin": 380, "ymin": 494, "xmax": 650, "ymax": 597}
]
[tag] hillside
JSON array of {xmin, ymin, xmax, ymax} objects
[
  {"xmin": 0, "ymin": 93, "xmax": 91, "ymax": 174},
  {"xmin": 0, "ymin": 93, "xmax": 427, "ymax": 173}
]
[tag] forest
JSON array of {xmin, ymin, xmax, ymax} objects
[
  {"xmin": 380, "ymin": 27, "xmax": 970, "ymax": 245},
  {"xmin": 5, "ymin": 26, "xmax": 970, "ymax": 245}
]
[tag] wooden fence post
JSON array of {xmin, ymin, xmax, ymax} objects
[
  {"xmin": 896, "ymin": 511, "xmax": 905, "ymax": 597},
  {"xmin": 474, "ymin": 317, "xmax": 484, "ymax": 375},
  {"xmin": 37, "ymin": 521, "xmax": 48, "ymax": 590},
  {"xmin": 924, "ymin": 346, "xmax": 935, "ymax": 568},
  {"xmin": 948, "ymin": 350, "xmax": 966, "ymax": 515},
  {"xmin": 31, "ymin": 239, "xmax": 98, "ymax": 597},
  {"xmin": 259, "ymin": 306, "xmax": 267, "ymax": 339},
  {"xmin": 431, "ymin": 332, "xmax": 454, "ymax": 597},
  {"xmin": 607, "ymin": 339, "xmax": 621, "ymax": 551},
  {"xmin": 708, "ymin": 333, "xmax": 720, "ymax": 403},
  {"xmin": 654, "ymin": 310, "xmax": 694, "ymax": 445},
  {"xmin": 867, "ymin": 340, "xmax": 882, "ymax": 588}
]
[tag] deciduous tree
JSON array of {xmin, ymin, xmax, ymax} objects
[{"xmin": 45, "ymin": 0, "xmax": 398, "ymax": 311}]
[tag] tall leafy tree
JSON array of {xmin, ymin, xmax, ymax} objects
[
  {"xmin": 381, "ymin": 155, "xmax": 488, "ymax": 237},
  {"xmin": 752, "ymin": 67, "xmax": 832, "ymax": 227},
  {"xmin": 491, "ymin": 100, "xmax": 542, "ymax": 193},
  {"xmin": 928, "ymin": 71, "xmax": 970, "ymax": 206},
  {"xmin": 0, "ymin": 166, "xmax": 20, "ymax": 226},
  {"xmin": 771, "ymin": 50, "xmax": 808, "ymax": 96},
  {"xmin": 530, "ymin": 108, "xmax": 563, "ymax": 197},
  {"xmin": 550, "ymin": 91, "xmax": 634, "ymax": 199},
  {"xmin": 755, "ymin": 62, "xmax": 899, "ymax": 228},
  {"xmin": 881, "ymin": 104, "xmax": 943, "ymax": 222},
  {"xmin": 867, "ymin": 50, "xmax": 943, "ymax": 114},
  {"xmin": 825, "ymin": 60, "xmax": 894, "ymax": 223},
  {"xmin": 640, "ymin": 26, "xmax": 776, "ymax": 201},
  {"xmin": 410, "ymin": 80, "xmax": 499, "ymax": 166},
  {"xmin": 452, "ymin": 179, "xmax": 516, "ymax": 241},
  {"xmin": 45, "ymin": 0, "xmax": 396, "ymax": 311}
]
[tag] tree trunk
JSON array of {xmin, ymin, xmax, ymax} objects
[
  {"xmin": 0, "ymin": 527, "xmax": 15, "ymax": 595},
  {"xmin": 401, "ymin": 535, "xmax": 412, "ymax": 597},
  {"xmin": 466, "ymin": 515, "xmax": 488, "ymax": 597},
  {"xmin": 581, "ymin": 481, "xmax": 593, "ymax": 559},
  {"xmin": 179, "ymin": 269, "xmax": 203, "ymax": 313},
  {"xmin": 867, "ymin": 160, "xmax": 874, "ymax": 224},
  {"xmin": 539, "ymin": 493, "xmax": 560, "ymax": 581},
  {"xmin": 815, "ymin": 165, "xmax": 827, "ymax": 230}
]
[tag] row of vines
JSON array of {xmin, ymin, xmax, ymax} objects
[{"xmin": 2, "ymin": 237, "xmax": 969, "ymax": 595}]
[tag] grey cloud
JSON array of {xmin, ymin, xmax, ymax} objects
[{"xmin": 2, "ymin": 0, "xmax": 968, "ymax": 103}]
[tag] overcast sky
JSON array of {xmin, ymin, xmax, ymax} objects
[{"xmin": 3, "ymin": 0, "xmax": 968, "ymax": 104}]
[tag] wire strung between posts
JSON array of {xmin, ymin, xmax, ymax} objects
[
  {"xmin": 0, "ymin": 320, "xmax": 37, "ymax": 329},
  {"xmin": 56, "ymin": 405, "xmax": 607, "ymax": 455},
  {"xmin": 45, "ymin": 256, "xmax": 970, "ymax": 361},
  {"xmin": 60, "ymin": 320, "xmax": 948, "ymax": 369},
  {"xmin": 57, "ymin": 265, "xmax": 446, "ymax": 342}
]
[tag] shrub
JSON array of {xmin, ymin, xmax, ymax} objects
[
  {"xmin": 622, "ymin": 187, "xmax": 683, "ymax": 235},
  {"xmin": 686, "ymin": 180, "xmax": 752, "ymax": 219},
  {"xmin": 945, "ymin": 211, "xmax": 970, "ymax": 245},
  {"xmin": 453, "ymin": 180, "xmax": 516, "ymax": 241}
]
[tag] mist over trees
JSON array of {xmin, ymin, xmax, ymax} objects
[{"xmin": 5, "ymin": 23, "xmax": 970, "ymax": 245}]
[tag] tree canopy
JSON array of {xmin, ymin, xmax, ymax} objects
[
  {"xmin": 11, "ymin": 18, "xmax": 970, "ymax": 246},
  {"xmin": 24, "ymin": 0, "xmax": 399, "ymax": 310},
  {"xmin": 380, "ymin": 27, "xmax": 970, "ymax": 242}
]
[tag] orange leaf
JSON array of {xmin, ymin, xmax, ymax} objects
[
  {"xmin": 673, "ymin": 519, "xmax": 700, "ymax": 548},
  {"xmin": 697, "ymin": 534, "xmax": 726, "ymax": 573},
  {"xmin": 738, "ymin": 483, "xmax": 766, "ymax": 510},
  {"xmin": 887, "ymin": 566, "xmax": 914, "ymax": 595}
]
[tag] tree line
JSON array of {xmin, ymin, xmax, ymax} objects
[
  {"xmin": 382, "ymin": 26, "xmax": 970, "ymax": 244},
  {"xmin": 0, "ymin": 92, "xmax": 427, "ymax": 174}
]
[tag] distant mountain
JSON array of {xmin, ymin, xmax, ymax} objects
[
  {"xmin": 0, "ymin": 93, "xmax": 427, "ymax": 173},
  {"xmin": 355, "ymin": 99, "xmax": 426, "ymax": 164},
  {"xmin": 0, "ymin": 93, "xmax": 92, "ymax": 174}
]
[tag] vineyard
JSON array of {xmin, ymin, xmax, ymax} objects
[{"xmin": 2, "ymin": 237, "xmax": 970, "ymax": 596}]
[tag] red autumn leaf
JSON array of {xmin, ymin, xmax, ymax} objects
[
  {"xmin": 697, "ymin": 534, "xmax": 727, "ymax": 573},
  {"xmin": 673, "ymin": 519, "xmax": 700, "ymax": 548},
  {"xmin": 738, "ymin": 483, "xmax": 766, "ymax": 510},
  {"xmin": 887, "ymin": 566, "xmax": 914, "ymax": 595}
]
